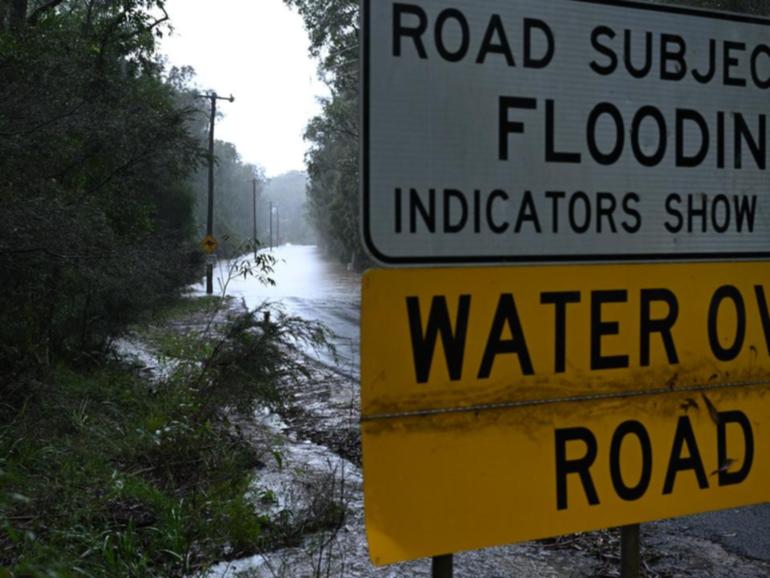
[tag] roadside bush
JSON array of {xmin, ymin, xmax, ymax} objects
[
  {"xmin": 0, "ymin": 289, "xmax": 336, "ymax": 576},
  {"xmin": 0, "ymin": 0, "xmax": 202, "ymax": 388}
]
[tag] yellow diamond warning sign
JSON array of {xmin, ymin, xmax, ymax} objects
[
  {"xmin": 200, "ymin": 234, "xmax": 218, "ymax": 255},
  {"xmin": 360, "ymin": 263, "xmax": 770, "ymax": 565}
]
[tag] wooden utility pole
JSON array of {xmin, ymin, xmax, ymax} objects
[
  {"xmin": 275, "ymin": 206, "xmax": 280, "ymax": 246},
  {"xmin": 252, "ymin": 177, "xmax": 258, "ymax": 259},
  {"xmin": 196, "ymin": 91, "xmax": 233, "ymax": 294}
]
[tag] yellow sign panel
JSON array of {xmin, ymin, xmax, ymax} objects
[
  {"xmin": 200, "ymin": 234, "xmax": 218, "ymax": 254},
  {"xmin": 361, "ymin": 263, "xmax": 770, "ymax": 565}
]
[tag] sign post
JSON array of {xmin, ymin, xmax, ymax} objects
[
  {"xmin": 621, "ymin": 525, "xmax": 640, "ymax": 578},
  {"xmin": 432, "ymin": 554, "xmax": 452, "ymax": 578},
  {"xmin": 360, "ymin": 0, "xmax": 770, "ymax": 572}
]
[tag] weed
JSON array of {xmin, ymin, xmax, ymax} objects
[{"xmin": 0, "ymin": 248, "xmax": 336, "ymax": 576}]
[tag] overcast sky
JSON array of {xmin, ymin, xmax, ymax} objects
[{"xmin": 160, "ymin": 0, "xmax": 328, "ymax": 178}]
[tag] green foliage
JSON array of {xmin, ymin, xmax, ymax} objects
[
  {"xmin": 262, "ymin": 171, "xmax": 315, "ymax": 245},
  {"xmin": 0, "ymin": 362, "xmax": 265, "ymax": 576},
  {"xmin": 0, "ymin": 0, "xmax": 204, "ymax": 380},
  {"xmin": 0, "ymin": 292, "xmax": 336, "ymax": 576},
  {"xmin": 185, "ymin": 138, "xmax": 269, "ymax": 258},
  {"xmin": 284, "ymin": 0, "xmax": 364, "ymax": 266},
  {"xmin": 0, "ymin": 3, "xmax": 342, "ymax": 576},
  {"xmin": 199, "ymin": 303, "xmax": 335, "ymax": 417}
]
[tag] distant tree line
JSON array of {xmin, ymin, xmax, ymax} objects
[
  {"xmin": 284, "ymin": 0, "xmax": 362, "ymax": 266},
  {"xmin": 0, "ymin": 0, "xmax": 263, "ymax": 384},
  {"xmin": 262, "ymin": 170, "xmax": 315, "ymax": 246}
]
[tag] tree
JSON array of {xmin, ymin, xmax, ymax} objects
[
  {"xmin": 0, "ymin": 0, "xmax": 202, "ymax": 377},
  {"xmin": 284, "ymin": 0, "xmax": 362, "ymax": 265}
]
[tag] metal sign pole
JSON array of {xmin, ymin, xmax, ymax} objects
[
  {"xmin": 432, "ymin": 554, "xmax": 453, "ymax": 578},
  {"xmin": 621, "ymin": 524, "xmax": 640, "ymax": 578}
]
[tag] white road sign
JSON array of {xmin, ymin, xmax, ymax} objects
[{"xmin": 362, "ymin": 0, "xmax": 770, "ymax": 264}]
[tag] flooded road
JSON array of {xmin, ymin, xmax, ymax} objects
[
  {"xmin": 222, "ymin": 244, "xmax": 361, "ymax": 379},
  {"xmin": 202, "ymin": 245, "xmax": 770, "ymax": 577}
]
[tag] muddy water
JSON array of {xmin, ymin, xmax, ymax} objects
[
  {"xmin": 201, "ymin": 246, "xmax": 770, "ymax": 577},
  {"xmin": 203, "ymin": 248, "xmax": 598, "ymax": 577},
  {"xmin": 222, "ymin": 244, "xmax": 361, "ymax": 379}
]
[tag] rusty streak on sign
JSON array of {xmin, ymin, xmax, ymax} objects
[{"xmin": 361, "ymin": 264, "xmax": 770, "ymax": 565}]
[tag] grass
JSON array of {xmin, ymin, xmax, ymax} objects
[
  {"xmin": 0, "ymin": 294, "xmax": 337, "ymax": 577},
  {"xmin": 0, "ymin": 360, "xmax": 268, "ymax": 577}
]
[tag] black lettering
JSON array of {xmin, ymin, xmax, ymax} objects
[
  {"xmin": 409, "ymin": 188, "xmax": 436, "ymax": 233},
  {"xmin": 632, "ymin": 106, "xmax": 667, "ymax": 167},
  {"xmin": 590, "ymin": 26, "xmax": 617, "ymax": 75},
  {"xmin": 435, "ymin": 9, "xmax": 470, "ymax": 62},
  {"xmin": 717, "ymin": 111, "xmax": 726, "ymax": 168},
  {"xmin": 734, "ymin": 113, "xmax": 766, "ymax": 170},
  {"xmin": 541, "ymin": 291, "xmax": 581, "ymax": 373},
  {"xmin": 569, "ymin": 192, "xmax": 592, "ymax": 234},
  {"xmin": 660, "ymin": 34, "xmax": 687, "ymax": 81},
  {"xmin": 597, "ymin": 192, "xmax": 618, "ymax": 233},
  {"xmin": 688, "ymin": 193, "xmax": 707, "ymax": 233},
  {"xmin": 591, "ymin": 290, "xmax": 630, "ymax": 370},
  {"xmin": 443, "ymin": 189, "xmax": 468, "ymax": 233},
  {"xmin": 555, "ymin": 427, "xmax": 599, "ymax": 510},
  {"xmin": 624, "ymin": 30, "xmax": 652, "ymax": 78},
  {"xmin": 610, "ymin": 421, "xmax": 653, "ymax": 501},
  {"xmin": 546, "ymin": 191, "xmax": 565, "ymax": 233},
  {"xmin": 676, "ymin": 109, "xmax": 710, "ymax": 168},
  {"xmin": 664, "ymin": 194, "xmax": 683, "ymax": 233},
  {"xmin": 708, "ymin": 285, "xmax": 746, "ymax": 362},
  {"xmin": 663, "ymin": 416, "xmax": 709, "ymax": 494},
  {"xmin": 622, "ymin": 193, "xmax": 642, "ymax": 233},
  {"xmin": 406, "ymin": 295, "xmax": 471, "ymax": 383},
  {"xmin": 754, "ymin": 285, "xmax": 770, "ymax": 355},
  {"xmin": 499, "ymin": 96, "xmax": 537, "ymax": 161},
  {"xmin": 478, "ymin": 293, "xmax": 534, "ymax": 378},
  {"xmin": 717, "ymin": 411, "xmax": 754, "ymax": 486},
  {"xmin": 640, "ymin": 289, "xmax": 679, "ymax": 366},
  {"xmin": 486, "ymin": 189, "xmax": 510, "ymax": 233},
  {"xmin": 724, "ymin": 41, "xmax": 747, "ymax": 87},
  {"xmin": 393, "ymin": 3, "xmax": 428, "ymax": 58},
  {"xmin": 587, "ymin": 103, "xmax": 624, "ymax": 165},
  {"xmin": 751, "ymin": 44, "xmax": 770, "ymax": 89},
  {"xmin": 524, "ymin": 18, "xmax": 554, "ymax": 68},
  {"xmin": 692, "ymin": 39, "xmax": 716, "ymax": 83},
  {"xmin": 546, "ymin": 100, "xmax": 581, "ymax": 163},
  {"xmin": 514, "ymin": 190, "xmax": 542, "ymax": 233},
  {"xmin": 476, "ymin": 14, "xmax": 515, "ymax": 66},
  {"xmin": 711, "ymin": 194, "xmax": 730, "ymax": 233},
  {"xmin": 395, "ymin": 188, "xmax": 403, "ymax": 233},
  {"xmin": 735, "ymin": 196, "xmax": 757, "ymax": 233}
]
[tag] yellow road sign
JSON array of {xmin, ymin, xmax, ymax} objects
[
  {"xmin": 200, "ymin": 234, "xmax": 218, "ymax": 254},
  {"xmin": 361, "ymin": 263, "xmax": 770, "ymax": 565}
]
